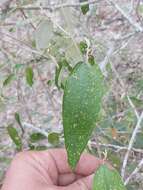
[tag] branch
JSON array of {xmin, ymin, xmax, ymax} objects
[
  {"xmin": 127, "ymin": 95, "xmax": 140, "ymax": 119},
  {"xmin": 90, "ymin": 142, "xmax": 143, "ymax": 153},
  {"xmin": 99, "ymin": 43, "xmax": 114, "ymax": 76},
  {"xmin": 10, "ymin": 0, "xmax": 98, "ymax": 11},
  {"xmin": 124, "ymin": 158, "xmax": 143, "ymax": 185},
  {"xmin": 23, "ymin": 122, "xmax": 48, "ymax": 137},
  {"xmin": 107, "ymin": 50, "xmax": 143, "ymax": 180},
  {"xmin": 121, "ymin": 111, "xmax": 143, "ymax": 179},
  {"xmin": 106, "ymin": 0, "xmax": 143, "ymax": 32}
]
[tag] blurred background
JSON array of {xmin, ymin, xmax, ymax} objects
[{"xmin": 0, "ymin": 1, "xmax": 143, "ymax": 189}]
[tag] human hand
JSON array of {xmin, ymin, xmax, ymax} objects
[{"xmin": 1, "ymin": 149, "xmax": 102, "ymax": 190}]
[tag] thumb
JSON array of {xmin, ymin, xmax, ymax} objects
[{"xmin": 63, "ymin": 174, "xmax": 94, "ymax": 190}]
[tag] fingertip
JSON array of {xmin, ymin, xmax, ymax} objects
[
  {"xmin": 64, "ymin": 174, "xmax": 94, "ymax": 190},
  {"xmin": 75, "ymin": 153, "xmax": 102, "ymax": 175},
  {"xmin": 82, "ymin": 173, "xmax": 94, "ymax": 189}
]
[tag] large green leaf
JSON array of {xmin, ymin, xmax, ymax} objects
[
  {"xmin": 63, "ymin": 62, "xmax": 105, "ymax": 169},
  {"xmin": 93, "ymin": 165, "xmax": 127, "ymax": 190}
]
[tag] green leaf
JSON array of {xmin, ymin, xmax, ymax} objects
[
  {"xmin": 80, "ymin": 0, "xmax": 89, "ymax": 15},
  {"xmin": 47, "ymin": 80, "xmax": 52, "ymax": 86},
  {"xmin": 30, "ymin": 133, "xmax": 46, "ymax": 143},
  {"xmin": 48, "ymin": 132, "xmax": 60, "ymax": 145},
  {"xmin": 14, "ymin": 64, "xmax": 24, "ymax": 70},
  {"xmin": 7, "ymin": 125, "xmax": 22, "ymax": 151},
  {"xmin": 55, "ymin": 59, "xmax": 72, "ymax": 89},
  {"xmin": 55, "ymin": 63, "xmax": 63, "ymax": 90},
  {"xmin": 15, "ymin": 112, "xmax": 22, "ymax": 127},
  {"xmin": 63, "ymin": 62, "xmax": 105, "ymax": 169},
  {"xmin": 35, "ymin": 20, "xmax": 54, "ymax": 50},
  {"xmin": 26, "ymin": 67, "xmax": 34, "ymax": 87},
  {"xmin": 3, "ymin": 74, "xmax": 14, "ymax": 86},
  {"xmin": 88, "ymin": 55, "xmax": 95, "ymax": 65},
  {"xmin": 93, "ymin": 164, "xmax": 127, "ymax": 190},
  {"xmin": 79, "ymin": 41, "xmax": 88, "ymax": 54}
]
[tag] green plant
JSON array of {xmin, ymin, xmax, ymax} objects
[{"xmin": 2, "ymin": 0, "xmax": 142, "ymax": 189}]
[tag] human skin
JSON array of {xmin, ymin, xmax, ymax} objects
[{"xmin": 1, "ymin": 149, "xmax": 102, "ymax": 190}]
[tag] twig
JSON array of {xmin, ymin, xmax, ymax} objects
[
  {"xmin": 22, "ymin": 122, "xmax": 48, "ymax": 137},
  {"xmin": 121, "ymin": 111, "xmax": 143, "ymax": 179},
  {"xmin": 124, "ymin": 158, "xmax": 143, "ymax": 185},
  {"xmin": 100, "ymin": 44, "xmax": 114, "ymax": 76},
  {"xmin": 129, "ymin": 0, "xmax": 135, "ymax": 13},
  {"xmin": 10, "ymin": 0, "xmax": 98, "ymax": 11},
  {"xmin": 115, "ymin": 31, "xmax": 139, "ymax": 41},
  {"xmin": 90, "ymin": 142, "xmax": 143, "ymax": 154},
  {"xmin": 106, "ymin": 0, "xmax": 143, "ymax": 32},
  {"xmin": 24, "ymin": 9, "xmax": 59, "ymax": 120},
  {"xmin": 107, "ymin": 51, "xmax": 143, "ymax": 180},
  {"xmin": 127, "ymin": 95, "xmax": 140, "ymax": 119},
  {"xmin": 20, "ymin": 7, "xmax": 36, "ymax": 29},
  {"xmin": 0, "ymin": 31, "xmax": 50, "ymax": 60}
]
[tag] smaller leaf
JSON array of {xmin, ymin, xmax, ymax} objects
[
  {"xmin": 79, "ymin": 41, "xmax": 88, "ymax": 54},
  {"xmin": 7, "ymin": 125, "xmax": 22, "ymax": 151},
  {"xmin": 55, "ymin": 59, "xmax": 72, "ymax": 89},
  {"xmin": 48, "ymin": 132, "xmax": 60, "ymax": 145},
  {"xmin": 80, "ymin": 0, "xmax": 89, "ymax": 15},
  {"xmin": 30, "ymin": 133, "xmax": 46, "ymax": 143},
  {"xmin": 3, "ymin": 74, "xmax": 14, "ymax": 86},
  {"xmin": 93, "ymin": 164, "xmax": 127, "ymax": 190},
  {"xmin": 47, "ymin": 80, "xmax": 52, "ymax": 86},
  {"xmin": 55, "ymin": 63, "xmax": 63, "ymax": 89},
  {"xmin": 15, "ymin": 112, "xmax": 22, "ymax": 127},
  {"xmin": 88, "ymin": 55, "xmax": 95, "ymax": 65},
  {"xmin": 9, "ymin": 27, "xmax": 15, "ymax": 32},
  {"xmin": 14, "ymin": 64, "xmax": 24, "ymax": 70},
  {"xmin": 14, "ymin": 112, "xmax": 24, "ymax": 134},
  {"xmin": 26, "ymin": 67, "xmax": 34, "ymax": 87}
]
